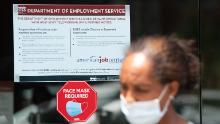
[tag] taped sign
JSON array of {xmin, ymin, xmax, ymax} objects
[{"xmin": 57, "ymin": 81, "xmax": 97, "ymax": 122}]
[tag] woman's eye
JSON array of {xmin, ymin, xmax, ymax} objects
[{"xmin": 135, "ymin": 87, "xmax": 149, "ymax": 93}]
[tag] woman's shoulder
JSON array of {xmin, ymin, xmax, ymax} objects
[{"xmin": 176, "ymin": 113, "xmax": 195, "ymax": 124}]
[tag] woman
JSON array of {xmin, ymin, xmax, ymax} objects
[{"xmin": 119, "ymin": 35, "xmax": 199, "ymax": 124}]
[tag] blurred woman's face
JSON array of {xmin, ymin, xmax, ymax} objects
[{"xmin": 120, "ymin": 53, "xmax": 170, "ymax": 104}]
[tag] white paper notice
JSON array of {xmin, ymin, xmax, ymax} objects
[{"xmin": 13, "ymin": 4, "xmax": 130, "ymax": 82}]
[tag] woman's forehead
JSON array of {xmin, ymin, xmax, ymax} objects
[
  {"xmin": 120, "ymin": 53, "xmax": 154, "ymax": 83},
  {"xmin": 122, "ymin": 53, "xmax": 152, "ymax": 71}
]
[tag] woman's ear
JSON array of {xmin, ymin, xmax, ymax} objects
[{"xmin": 169, "ymin": 81, "xmax": 179, "ymax": 97}]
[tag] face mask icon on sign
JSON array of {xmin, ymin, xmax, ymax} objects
[{"xmin": 66, "ymin": 99, "xmax": 88, "ymax": 117}]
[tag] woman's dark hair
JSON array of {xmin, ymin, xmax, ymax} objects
[{"xmin": 126, "ymin": 35, "xmax": 200, "ymax": 91}]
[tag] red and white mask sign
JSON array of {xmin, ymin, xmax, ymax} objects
[{"xmin": 56, "ymin": 81, "xmax": 97, "ymax": 122}]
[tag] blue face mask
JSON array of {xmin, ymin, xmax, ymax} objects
[{"xmin": 66, "ymin": 101, "xmax": 87, "ymax": 117}]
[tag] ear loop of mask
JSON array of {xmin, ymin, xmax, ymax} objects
[
  {"xmin": 158, "ymin": 85, "xmax": 169, "ymax": 101},
  {"xmin": 158, "ymin": 85, "xmax": 174, "ymax": 112}
]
